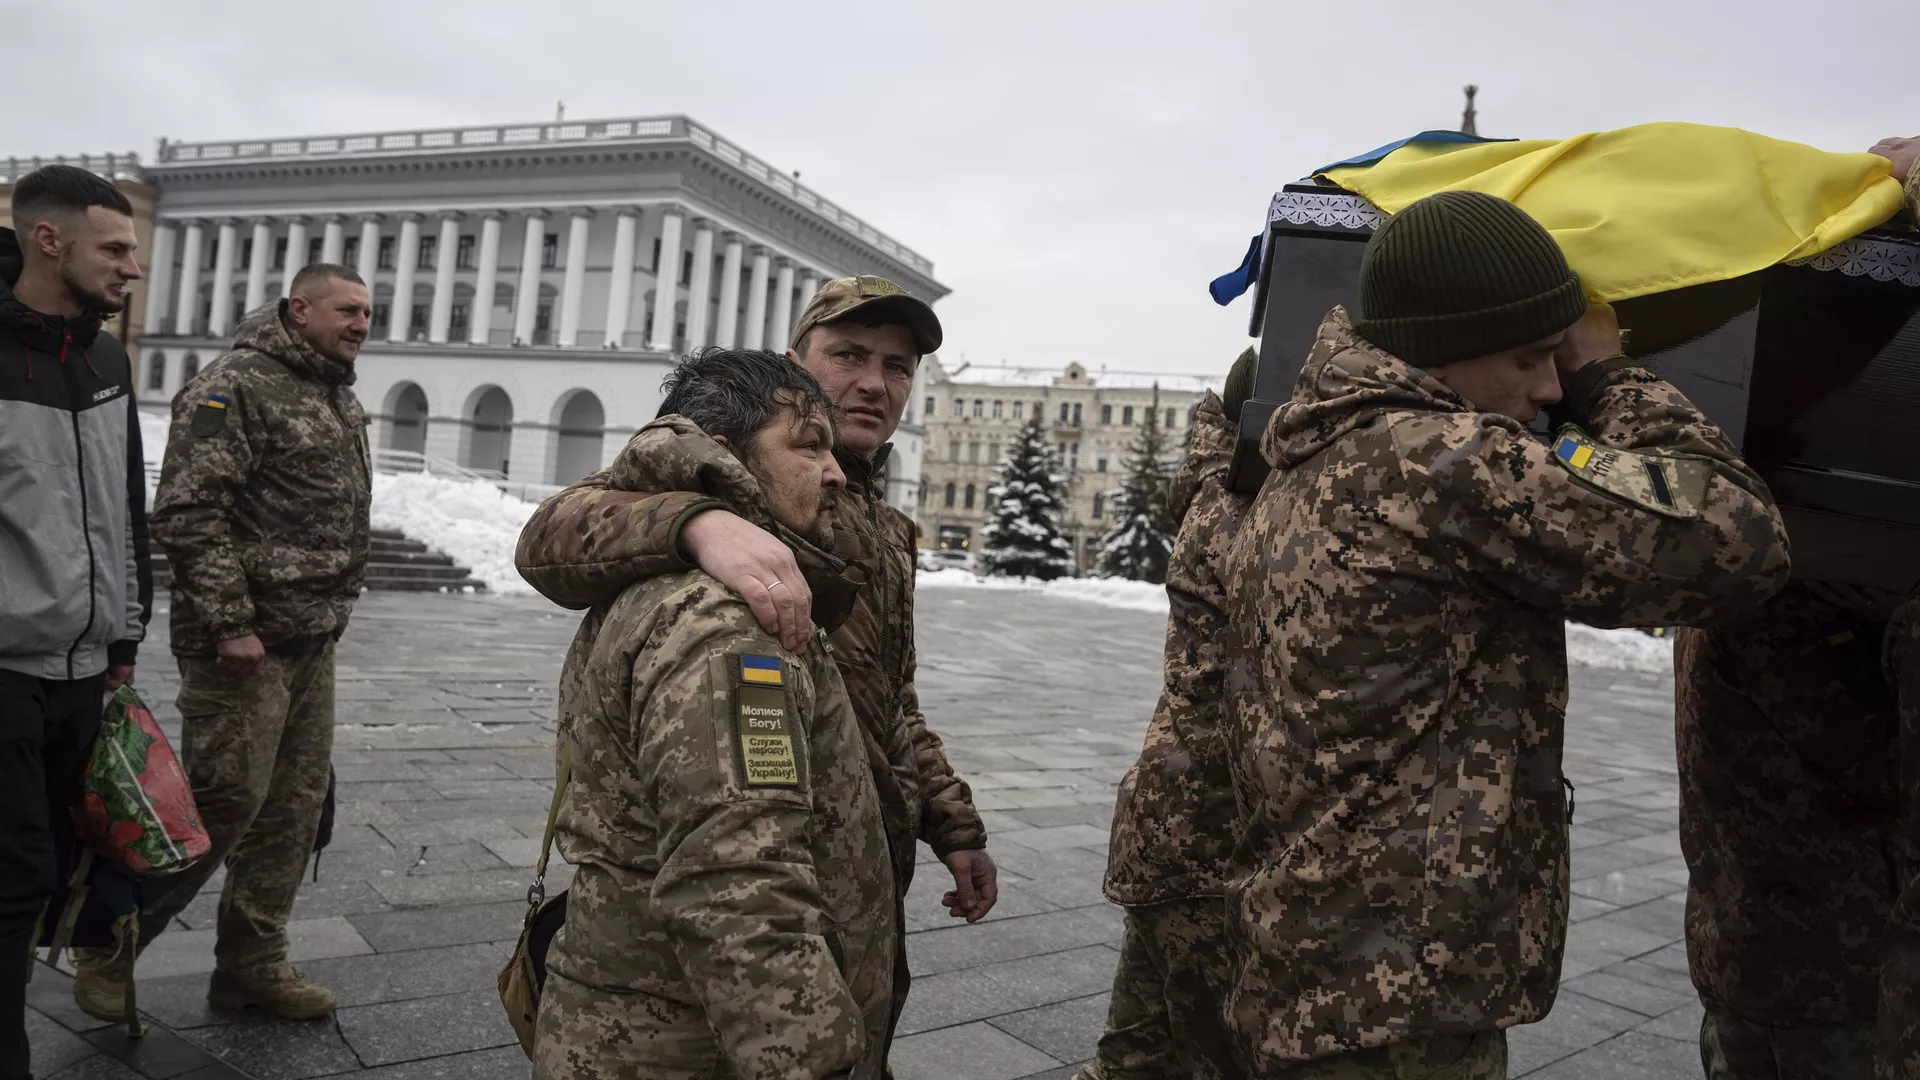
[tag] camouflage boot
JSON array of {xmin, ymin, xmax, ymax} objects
[
  {"xmin": 207, "ymin": 967, "xmax": 337, "ymax": 1020},
  {"xmin": 69, "ymin": 948, "xmax": 134, "ymax": 1022}
]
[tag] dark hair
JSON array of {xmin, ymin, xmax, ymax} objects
[
  {"xmin": 290, "ymin": 262, "xmax": 366, "ymax": 297},
  {"xmin": 657, "ymin": 347, "xmax": 834, "ymax": 449},
  {"xmin": 791, "ymin": 305, "xmax": 907, "ymax": 360},
  {"xmin": 10, "ymin": 165, "xmax": 134, "ymax": 228}
]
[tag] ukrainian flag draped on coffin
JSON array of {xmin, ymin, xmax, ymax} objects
[{"xmin": 1318, "ymin": 121, "xmax": 1905, "ymax": 303}]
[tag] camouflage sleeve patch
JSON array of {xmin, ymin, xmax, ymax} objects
[
  {"xmin": 188, "ymin": 392, "xmax": 231, "ymax": 437},
  {"xmin": 1551, "ymin": 426, "xmax": 1709, "ymax": 519},
  {"xmin": 730, "ymin": 654, "xmax": 803, "ymax": 789}
]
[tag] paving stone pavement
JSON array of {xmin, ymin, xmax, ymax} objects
[{"xmin": 28, "ymin": 586, "xmax": 1704, "ymax": 1079}]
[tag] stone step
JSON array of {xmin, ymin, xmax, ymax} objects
[
  {"xmin": 371, "ymin": 535, "xmax": 430, "ymax": 556},
  {"xmin": 147, "ymin": 528, "xmax": 486, "ymax": 593}
]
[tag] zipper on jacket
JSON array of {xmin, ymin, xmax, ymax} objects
[{"xmin": 61, "ymin": 332, "xmax": 99, "ymax": 680}]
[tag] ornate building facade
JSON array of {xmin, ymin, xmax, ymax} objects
[
  {"xmin": 126, "ymin": 114, "xmax": 943, "ymax": 504},
  {"xmin": 918, "ymin": 359, "xmax": 1222, "ymax": 568}
]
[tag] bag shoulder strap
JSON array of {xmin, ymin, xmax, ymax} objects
[{"xmin": 530, "ymin": 740, "xmax": 572, "ymax": 899}]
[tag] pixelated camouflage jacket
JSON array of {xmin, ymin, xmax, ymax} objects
[
  {"xmin": 543, "ymin": 415, "xmax": 896, "ymax": 1080},
  {"xmin": 1104, "ymin": 390, "xmax": 1250, "ymax": 905},
  {"xmin": 1874, "ymin": 599, "xmax": 1920, "ymax": 1078},
  {"xmin": 152, "ymin": 301, "xmax": 370, "ymax": 656},
  {"xmin": 1220, "ymin": 308, "xmax": 1790, "ymax": 1067},
  {"xmin": 514, "ymin": 429, "xmax": 987, "ymax": 879},
  {"xmin": 1676, "ymin": 582, "xmax": 1899, "ymax": 1027}
]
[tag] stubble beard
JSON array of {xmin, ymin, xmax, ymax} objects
[{"xmin": 62, "ymin": 264, "xmax": 125, "ymax": 316}]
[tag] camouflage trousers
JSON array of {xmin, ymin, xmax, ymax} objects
[
  {"xmin": 1080, "ymin": 896, "xmax": 1235, "ymax": 1080},
  {"xmin": 134, "ymin": 643, "xmax": 335, "ymax": 977},
  {"xmin": 1700, "ymin": 1009, "xmax": 1876, "ymax": 1079}
]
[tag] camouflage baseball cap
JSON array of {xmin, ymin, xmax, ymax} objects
[{"xmin": 790, "ymin": 275, "xmax": 943, "ymax": 355}]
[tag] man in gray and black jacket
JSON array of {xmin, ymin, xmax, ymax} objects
[{"xmin": 0, "ymin": 164, "xmax": 151, "ymax": 1080}]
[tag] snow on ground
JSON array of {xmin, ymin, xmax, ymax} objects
[
  {"xmin": 370, "ymin": 472, "xmax": 536, "ymax": 595},
  {"xmin": 1564, "ymin": 622, "xmax": 1674, "ymax": 675},
  {"xmin": 917, "ymin": 567, "xmax": 1675, "ymax": 673},
  {"xmin": 137, "ymin": 407, "xmax": 169, "ymax": 505},
  {"xmin": 917, "ymin": 567, "xmax": 1172, "ymax": 614}
]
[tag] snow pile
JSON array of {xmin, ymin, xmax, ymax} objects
[
  {"xmin": 917, "ymin": 568, "xmax": 1171, "ymax": 615},
  {"xmin": 1564, "ymin": 622, "xmax": 1674, "ymax": 675},
  {"xmin": 917, "ymin": 568, "xmax": 1675, "ymax": 672},
  {"xmin": 137, "ymin": 408, "xmax": 170, "ymax": 505},
  {"xmin": 369, "ymin": 471, "xmax": 537, "ymax": 594}
]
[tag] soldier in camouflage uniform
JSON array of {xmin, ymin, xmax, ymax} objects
[
  {"xmin": 1077, "ymin": 348, "xmax": 1255, "ymax": 1080},
  {"xmin": 1674, "ymin": 136, "xmax": 1920, "ymax": 1080},
  {"xmin": 1223, "ymin": 192, "xmax": 1791, "ymax": 1077},
  {"xmin": 516, "ymin": 277, "xmax": 992, "ymax": 1064},
  {"xmin": 1871, "ymin": 139, "xmax": 1920, "ymax": 1080},
  {"xmin": 73, "ymin": 266, "xmax": 373, "ymax": 1021},
  {"xmin": 1677, "ymin": 586, "xmax": 1898, "ymax": 1080},
  {"xmin": 531, "ymin": 349, "xmax": 896, "ymax": 1080}
]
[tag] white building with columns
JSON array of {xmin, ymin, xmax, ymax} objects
[{"xmin": 134, "ymin": 114, "xmax": 945, "ymax": 509}]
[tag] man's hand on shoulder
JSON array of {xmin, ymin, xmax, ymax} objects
[
  {"xmin": 682, "ymin": 510, "xmax": 813, "ymax": 653},
  {"xmin": 216, "ymin": 633, "xmax": 267, "ymax": 677}
]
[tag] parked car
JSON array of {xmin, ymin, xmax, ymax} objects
[{"xmin": 918, "ymin": 548, "xmax": 981, "ymax": 575}]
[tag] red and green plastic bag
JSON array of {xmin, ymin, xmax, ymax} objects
[{"xmin": 78, "ymin": 686, "xmax": 210, "ymax": 876}]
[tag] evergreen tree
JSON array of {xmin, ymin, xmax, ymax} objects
[
  {"xmin": 981, "ymin": 416, "xmax": 1076, "ymax": 581},
  {"xmin": 1095, "ymin": 385, "xmax": 1177, "ymax": 584}
]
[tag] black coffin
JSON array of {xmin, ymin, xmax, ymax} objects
[{"xmin": 1231, "ymin": 184, "xmax": 1920, "ymax": 592}]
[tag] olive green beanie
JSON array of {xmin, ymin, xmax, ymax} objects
[
  {"xmin": 1223, "ymin": 346, "xmax": 1256, "ymax": 423},
  {"xmin": 1353, "ymin": 190, "xmax": 1587, "ymax": 368}
]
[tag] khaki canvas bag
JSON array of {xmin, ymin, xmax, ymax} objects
[{"xmin": 498, "ymin": 742, "xmax": 571, "ymax": 1058}]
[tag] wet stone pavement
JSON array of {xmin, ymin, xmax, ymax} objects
[{"xmin": 30, "ymin": 587, "xmax": 1703, "ymax": 1079}]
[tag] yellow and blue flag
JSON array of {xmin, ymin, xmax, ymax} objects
[{"xmin": 741, "ymin": 656, "xmax": 782, "ymax": 686}]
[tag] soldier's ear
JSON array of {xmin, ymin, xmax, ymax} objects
[{"xmin": 712, "ymin": 434, "xmax": 729, "ymax": 447}]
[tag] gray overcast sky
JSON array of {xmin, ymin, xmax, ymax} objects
[{"xmin": 8, "ymin": 0, "xmax": 1919, "ymax": 378}]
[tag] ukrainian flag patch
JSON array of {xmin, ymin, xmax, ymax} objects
[
  {"xmin": 1555, "ymin": 437, "xmax": 1594, "ymax": 470},
  {"xmin": 190, "ymin": 392, "xmax": 230, "ymax": 437},
  {"xmin": 741, "ymin": 655, "xmax": 783, "ymax": 685}
]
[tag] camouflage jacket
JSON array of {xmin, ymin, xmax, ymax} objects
[
  {"xmin": 1876, "ymin": 599, "xmax": 1920, "ymax": 1077},
  {"xmin": 1221, "ymin": 308, "xmax": 1790, "ymax": 1067},
  {"xmin": 152, "ymin": 301, "xmax": 370, "ymax": 656},
  {"xmin": 543, "ymin": 417, "xmax": 896, "ymax": 1080},
  {"xmin": 515, "ymin": 432, "xmax": 987, "ymax": 889},
  {"xmin": 1676, "ymin": 583, "xmax": 1898, "ymax": 1027},
  {"xmin": 1104, "ymin": 390, "xmax": 1250, "ymax": 905}
]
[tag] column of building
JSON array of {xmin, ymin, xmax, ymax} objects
[
  {"xmin": 387, "ymin": 214, "xmax": 422, "ymax": 344},
  {"xmin": 144, "ymin": 206, "xmax": 826, "ymax": 360},
  {"xmin": 427, "ymin": 213, "xmax": 462, "ymax": 344}
]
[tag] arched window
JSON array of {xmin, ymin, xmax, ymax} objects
[
  {"xmin": 1013, "ymin": 401, "xmax": 1025, "ymax": 419},
  {"xmin": 145, "ymin": 352, "xmax": 166, "ymax": 391},
  {"xmin": 1123, "ymin": 405, "xmax": 1135, "ymax": 426},
  {"xmin": 944, "ymin": 482, "xmax": 956, "ymax": 508},
  {"xmin": 972, "ymin": 399, "xmax": 983, "ymax": 418},
  {"xmin": 1165, "ymin": 407, "xmax": 1177, "ymax": 429},
  {"xmin": 991, "ymin": 400, "xmax": 1003, "ymax": 419},
  {"xmin": 953, "ymin": 398, "xmax": 964, "ymax": 417},
  {"xmin": 964, "ymin": 484, "xmax": 976, "ymax": 509},
  {"xmin": 181, "ymin": 353, "xmax": 201, "ymax": 383},
  {"xmin": 1101, "ymin": 404, "xmax": 1112, "ymax": 425},
  {"xmin": 1093, "ymin": 493, "xmax": 1105, "ymax": 519}
]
